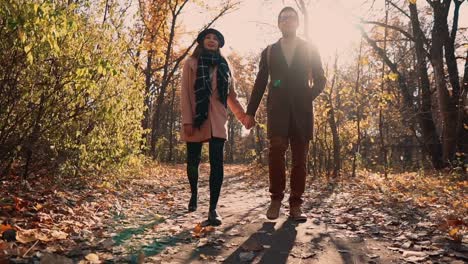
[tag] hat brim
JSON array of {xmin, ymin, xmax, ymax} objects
[{"xmin": 196, "ymin": 28, "xmax": 225, "ymax": 48}]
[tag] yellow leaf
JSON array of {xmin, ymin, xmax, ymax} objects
[
  {"xmin": 18, "ymin": 29, "xmax": 26, "ymax": 43},
  {"xmin": 448, "ymin": 227, "xmax": 461, "ymax": 240},
  {"xmin": 97, "ymin": 181, "xmax": 112, "ymax": 189},
  {"xmin": 409, "ymin": 0, "xmax": 417, "ymax": 4},
  {"xmin": 388, "ymin": 73, "xmax": 399, "ymax": 81},
  {"xmin": 33, "ymin": 3, "xmax": 39, "ymax": 14},
  {"xmin": 27, "ymin": 52, "xmax": 34, "ymax": 64},
  {"xmin": 24, "ymin": 44, "xmax": 32, "ymax": 54},
  {"xmin": 34, "ymin": 203, "xmax": 43, "ymax": 210},
  {"xmin": 360, "ymin": 57, "xmax": 369, "ymax": 65}
]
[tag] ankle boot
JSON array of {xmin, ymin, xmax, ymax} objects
[
  {"xmin": 187, "ymin": 168, "xmax": 198, "ymax": 212},
  {"xmin": 201, "ymin": 209, "xmax": 222, "ymax": 226},
  {"xmin": 188, "ymin": 193, "xmax": 197, "ymax": 212}
]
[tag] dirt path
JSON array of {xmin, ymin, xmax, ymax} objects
[
  {"xmin": 102, "ymin": 165, "xmax": 465, "ymax": 264},
  {"xmin": 2, "ymin": 164, "xmax": 466, "ymax": 264}
]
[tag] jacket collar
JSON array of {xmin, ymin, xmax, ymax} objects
[{"xmin": 272, "ymin": 37, "xmax": 305, "ymax": 70}]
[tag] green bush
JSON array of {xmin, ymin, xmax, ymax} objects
[{"xmin": 0, "ymin": 1, "xmax": 145, "ymax": 177}]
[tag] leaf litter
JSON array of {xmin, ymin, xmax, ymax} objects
[{"xmin": 0, "ymin": 165, "xmax": 466, "ymax": 263}]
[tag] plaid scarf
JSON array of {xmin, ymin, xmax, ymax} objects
[{"xmin": 193, "ymin": 51, "xmax": 231, "ymax": 128}]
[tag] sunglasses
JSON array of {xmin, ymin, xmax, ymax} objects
[{"xmin": 279, "ymin": 15, "xmax": 298, "ymax": 22}]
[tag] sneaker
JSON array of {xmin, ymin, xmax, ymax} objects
[
  {"xmin": 266, "ymin": 200, "xmax": 282, "ymax": 220},
  {"xmin": 289, "ymin": 206, "xmax": 307, "ymax": 222}
]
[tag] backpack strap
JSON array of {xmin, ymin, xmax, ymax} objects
[{"xmin": 266, "ymin": 44, "xmax": 272, "ymax": 76}]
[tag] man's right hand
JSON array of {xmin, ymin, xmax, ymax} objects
[
  {"xmin": 243, "ymin": 115, "xmax": 256, "ymax": 129},
  {"xmin": 184, "ymin": 124, "xmax": 194, "ymax": 136}
]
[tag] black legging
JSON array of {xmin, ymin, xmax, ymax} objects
[{"xmin": 187, "ymin": 137, "xmax": 225, "ymax": 211}]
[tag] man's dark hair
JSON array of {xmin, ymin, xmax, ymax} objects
[{"xmin": 278, "ymin": 6, "xmax": 299, "ymax": 23}]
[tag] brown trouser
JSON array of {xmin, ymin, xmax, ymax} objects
[{"xmin": 268, "ymin": 136, "xmax": 309, "ymax": 207}]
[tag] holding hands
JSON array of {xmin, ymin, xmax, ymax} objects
[{"xmin": 240, "ymin": 114, "xmax": 256, "ymax": 129}]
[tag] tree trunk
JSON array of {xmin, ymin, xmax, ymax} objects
[
  {"xmin": 429, "ymin": 0, "xmax": 457, "ymax": 165},
  {"xmin": 457, "ymin": 50, "xmax": 468, "ymax": 160},
  {"xmin": 408, "ymin": 3, "xmax": 444, "ymax": 169},
  {"xmin": 167, "ymin": 85, "xmax": 176, "ymax": 162},
  {"xmin": 379, "ymin": 1, "xmax": 389, "ymax": 177},
  {"xmin": 328, "ymin": 53, "xmax": 340, "ymax": 178},
  {"xmin": 352, "ymin": 41, "xmax": 363, "ymax": 177},
  {"xmin": 143, "ymin": 49, "xmax": 154, "ymax": 148}
]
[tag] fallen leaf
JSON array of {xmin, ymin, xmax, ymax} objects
[
  {"xmin": 0, "ymin": 224, "xmax": 12, "ymax": 234},
  {"xmin": 448, "ymin": 227, "xmax": 462, "ymax": 242},
  {"xmin": 427, "ymin": 249, "xmax": 445, "ymax": 256},
  {"xmin": 291, "ymin": 246, "xmax": 316, "ymax": 259},
  {"xmin": 193, "ymin": 223, "xmax": 202, "ymax": 234},
  {"xmin": 34, "ymin": 203, "xmax": 43, "ymax": 211},
  {"xmin": 166, "ymin": 247, "xmax": 178, "ymax": 254},
  {"xmin": 40, "ymin": 253, "xmax": 73, "ymax": 264},
  {"xmin": 51, "ymin": 230, "xmax": 68, "ymax": 240},
  {"xmin": 401, "ymin": 241, "xmax": 412, "ymax": 249},
  {"xmin": 204, "ymin": 226, "xmax": 215, "ymax": 233},
  {"xmin": 85, "ymin": 253, "xmax": 100, "ymax": 263},
  {"xmin": 402, "ymin": 251, "xmax": 427, "ymax": 258},
  {"xmin": 16, "ymin": 229, "xmax": 37, "ymax": 244},
  {"xmin": 0, "ymin": 242, "xmax": 8, "ymax": 250},
  {"xmin": 228, "ymin": 229, "xmax": 241, "ymax": 236},
  {"xmin": 196, "ymin": 238, "xmax": 209, "ymax": 248},
  {"xmin": 14, "ymin": 197, "xmax": 27, "ymax": 211},
  {"xmin": 101, "ymin": 238, "xmax": 114, "ymax": 249},
  {"xmin": 404, "ymin": 256, "xmax": 427, "ymax": 263},
  {"xmin": 366, "ymin": 254, "xmax": 379, "ymax": 259}
]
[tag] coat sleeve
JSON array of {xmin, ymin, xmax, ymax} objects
[
  {"xmin": 309, "ymin": 45, "xmax": 327, "ymax": 101},
  {"xmin": 246, "ymin": 48, "xmax": 269, "ymax": 117},
  {"xmin": 226, "ymin": 65, "xmax": 246, "ymax": 121},
  {"xmin": 181, "ymin": 59, "xmax": 193, "ymax": 125}
]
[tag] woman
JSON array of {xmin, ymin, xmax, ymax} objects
[{"xmin": 180, "ymin": 28, "xmax": 247, "ymax": 226}]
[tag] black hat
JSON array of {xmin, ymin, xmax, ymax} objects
[{"xmin": 196, "ymin": 28, "xmax": 225, "ymax": 48}]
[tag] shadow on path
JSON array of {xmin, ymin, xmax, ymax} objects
[{"xmin": 222, "ymin": 219, "xmax": 299, "ymax": 264}]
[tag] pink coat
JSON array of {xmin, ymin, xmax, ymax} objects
[{"xmin": 180, "ymin": 56, "xmax": 245, "ymax": 142}]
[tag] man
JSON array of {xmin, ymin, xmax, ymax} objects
[{"xmin": 244, "ymin": 6, "xmax": 326, "ymax": 221}]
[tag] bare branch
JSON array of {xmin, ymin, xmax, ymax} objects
[
  {"xmin": 361, "ymin": 20, "xmax": 415, "ymax": 41},
  {"xmin": 358, "ymin": 24, "xmax": 414, "ymax": 109},
  {"xmin": 450, "ymin": 0, "xmax": 462, "ymax": 43},
  {"xmin": 387, "ymin": 0, "xmax": 411, "ymax": 19}
]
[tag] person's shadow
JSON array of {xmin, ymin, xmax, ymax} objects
[{"xmin": 223, "ymin": 219, "xmax": 299, "ymax": 264}]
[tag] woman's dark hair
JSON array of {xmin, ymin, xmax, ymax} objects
[
  {"xmin": 191, "ymin": 43, "xmax": 222, "ymax": 59},
  {"xmin": 278, "ymin": 6, "xmax": 299, "ymax": 23}
]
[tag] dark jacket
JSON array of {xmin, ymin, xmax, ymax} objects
[{"xmin": 246, "ymin": 38, "xmax": 326, "ymax": 140}]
